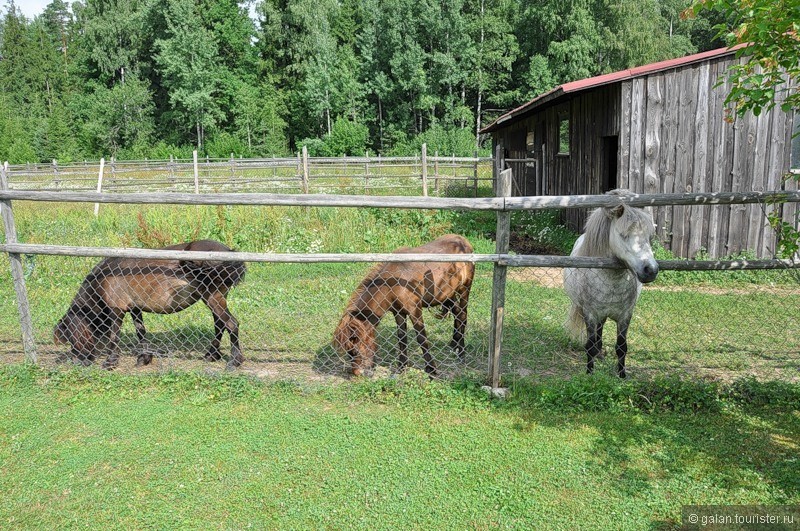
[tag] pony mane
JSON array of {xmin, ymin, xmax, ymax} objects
[
  {"xmin": 575, "ymin": 189, "xmax": 654, "ymax": 257},
  {"xmin": 344, "ymin": 262, "xmax": 388, "ymax": 312}
]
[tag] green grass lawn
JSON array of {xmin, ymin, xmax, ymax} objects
[{"xmin": 1, "ymin": 365, "xmax": 798, "ymax": 529}]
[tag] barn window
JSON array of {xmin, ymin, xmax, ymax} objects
[{"xmin": 557, "ymin": 112, "xmax": 570, "ymax": 155}]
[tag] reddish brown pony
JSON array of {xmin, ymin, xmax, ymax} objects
[
  {"xmin": 54, "ymin": 240, "xmax": 246, "ymax": 369},
  {"xmin": 333, "ymin": 234, "xmax": 474, "ymax": 377}
]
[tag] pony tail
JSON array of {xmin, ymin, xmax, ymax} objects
[
  {"xmin": 565, "ymin": 303, "xmax": 587, "ymax": 341},
  {"xmin": 182, "ymin": 258, "xmax": 246, "ymax": 289},
  {"xmin": 217, "ymin": 260, "xmax": 246, "ymax": 288}
]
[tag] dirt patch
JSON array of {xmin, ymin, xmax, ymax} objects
[
  {"xmin": 507, "ymin": 267, "xmax": 564, "ymax": 288},
  {"xmin": 645, "ymin": 284, "xmax": 800, "ymax": 296}
]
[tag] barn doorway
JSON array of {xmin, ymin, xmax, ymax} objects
[{"xmin": 602, "ymin": 135, "xmax": 618, "ymax": 192}]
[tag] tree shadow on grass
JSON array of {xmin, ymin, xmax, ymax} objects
[{"xmin": 506, "ymin": 377, "xmax": 800, "ymax": 529}]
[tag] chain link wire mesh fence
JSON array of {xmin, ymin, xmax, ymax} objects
[
  {"xmin": 501, "ymin": 265, "xmax": 800, "ymax": 382},
  {"xmin": 1, "ymin": 254, "xmax": 494, "ymax": 380},
  {"xmin": 1, "ymin": 189, "xmax": 799, "ymax": 383},
  {"xmin": 3, "ymin": 248, "xmax": 799, "ymax": 383}
]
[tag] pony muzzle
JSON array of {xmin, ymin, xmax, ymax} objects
[{"xmin": 636, "ymin": 260, "xmax": 659, "ymax": 283}]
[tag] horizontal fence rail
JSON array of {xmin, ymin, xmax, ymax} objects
[
  {"xmin": 3, "ymin": 189, "xmax": 800, "ymax": 210},
  {"xmin": 2, "ymin": 243, "xmax": 798, "ymax": 271}
]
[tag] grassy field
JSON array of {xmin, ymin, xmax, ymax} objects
[{"xmin": 1, "ymin": 365, "xmax": 798, "ymax": 529}]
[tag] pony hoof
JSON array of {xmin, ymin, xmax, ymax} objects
[
  {"xmin": 136, "ymin": 353, "xmax": 153, "ymax": 367},
  {"xmin": 204, "ymin": 350, "xmax": 223, "ymax": 362},
  {"xmin": 225, "ymin": 359, "xmax": 243, "ymax": 371}
]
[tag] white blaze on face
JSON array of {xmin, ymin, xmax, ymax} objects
[{"xmin": 610, "ymin": 218, "xmax": 655, "ymax": 273}]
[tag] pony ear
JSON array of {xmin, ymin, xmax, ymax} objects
[{"xmin": 609, "ymin": 204, "xmax": 625, "ymax": 219}]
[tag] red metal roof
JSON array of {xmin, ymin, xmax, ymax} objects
[{"xmin": 480, "ymin": 44, "xmax": 746, "ymax": 133}]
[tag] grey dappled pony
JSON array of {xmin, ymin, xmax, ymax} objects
[{"xmin": 564, "ymin": 189, "xmax": 659, "ymax": 378}]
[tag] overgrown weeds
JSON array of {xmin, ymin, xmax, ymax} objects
[{"xmin": 4, "ymin": 364, "xmax": 797, "ymax": 415}]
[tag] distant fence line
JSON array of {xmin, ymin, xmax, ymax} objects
[
  {"xmin": 1, "ymin": 163, "xmax": 799, "ymax": 386},
  {"xmin": 2, "ymin": 146, "xmax": 494, "ymax": 197}
]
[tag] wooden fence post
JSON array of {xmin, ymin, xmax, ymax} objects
[
  {"xmin": 434, "ymin": 151, "xmax": 440, "ymax": 194},
  {"xmin": 494, "ymin": 143, "xmax": 505, "ymax": 196},
  {"xmin": 421, "ymin": 143, "xmax": 428, "ymax": 197},
  {"xmin": 0, "ymin": 165, "xmax": 37, "ymax": 363},
  {"xmin": 473, "ymin": 150, "xmax": 479, "ymax": 197},
  {"xmin": 110, "ymin": 156, "xmax": 116, "ymax": 188},
  {"xmin": 364, "ymin": 151, "xmax": 370, "ymax": 195},
  {"xmin": 52, "ymin": 159, "xmax": 60, "ymax": 188},
  {"xmin": 168, "ymin": 154, "xmax": 175, "ymax": 185},
  {"xmin": 94, "ymin": 157, "xmax": 105, "ymax": 217},
  {"xmin": 488, "ymin": 168, "xmax": 512, "ymax": 388},
  {"xmin": 193, "ymin": 150, "xmax": 199, "ymax": 194},
  {"xmin": 452, "ymin": 153, "xmax": 458, "ymax": 191},
  {"xmin": 301, "ymin": 145, "xmax": 310, "ymax": 194}
]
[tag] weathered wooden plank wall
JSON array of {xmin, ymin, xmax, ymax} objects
[
  {"xmin": 491, "ymin": 53, "xmax": 795, "ymax": 258},
  {"xmin": 620, "ymin": 54, "xmax": 796, "ymax": 258},
  {"xmin": 495, "ymin": 85, "xmax": 621, "ymax": 231}
]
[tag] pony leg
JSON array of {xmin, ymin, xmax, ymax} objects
[
  {"xmin": 131, "ymin": 309, "xmax": 154, "ymax": 366},
  {"xmin": 409, "ymin": 310, "xmax": 436, "ymax": 377},
  {"xmin": 585, "ymin": 321, "xmax": 604, "ymax": 374},
  {"xmin": 615, "ymin": 320, "xmax": 630, "ymax": 379},
  {"xmin": 450, "ymin": 296, "xmax": 469, "ymax": 361},
  {"xmin": 204, "ymin": 313, "xmax": 224, "ymax": 362},
  {"xmin": 205, "ymin": 292, "xmax": 243, "ymax": 369},
  {"xmin": 394, "ymin": 313, "xmax": 409, "ymax": 372},
  {"xmin": 101, "ymin": 313, "xmax": 125, "ymax": 370},
  {"xmin": 131, "ymin": 308, "xmax": 146, "ymax": 343}
]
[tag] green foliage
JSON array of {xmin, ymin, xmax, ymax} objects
[
  {"xmin": 300, "ymin": 117, "xmax": 370, "ymax": 156},
  {"xmin": 203, "ymin": 131, "xmax": 248, "ymax": 158},
  {"xmin": 155, "ymin": 0, "xmax": 225, "ymax": 149},
  {"xmin": 767, "ymin": 200, "xmax": 800, "ymax": 258},
  {"xmin": 689, "ymin": 0, "xmax": 800, "ymax": 117},
  {"xmin": 0, "ymin": 0, "xmax": 719, "ymax": 161},
  {"xmin": 511, "ymin": 210, "xmax": 579, "ymax": 254},
  {"xmin": 508, "ymin": 373, "xmax": 725, "ymax": 413}
]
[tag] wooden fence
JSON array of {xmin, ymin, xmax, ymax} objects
[
  {"xmin": 1, "ymin": 164, "xmax": 799, "ymax": 386},
  {"xmin": 3, "ymin": 147, "xmax": 493, "ymax": 197}
]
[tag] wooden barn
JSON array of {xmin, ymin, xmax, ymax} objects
[{"xmin": 481, "ymin": 46, "xmax": 799, "ymax": 258}]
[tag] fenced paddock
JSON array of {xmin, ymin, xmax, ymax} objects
[
  {"xmin": 3, "ymin": 150, "xmax": 493, "ymax": 197},
  {"xmin": 1, "ymin": 166, "xmax": 799, "ymax": 385}
]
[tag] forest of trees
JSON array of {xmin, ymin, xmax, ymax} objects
[{"xmin": 0, "ymin": 0, "xmax": 725, "ymax": 163}]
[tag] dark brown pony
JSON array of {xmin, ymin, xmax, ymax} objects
[
  {"xmin": 54, "ymin": 240, "xmax": 246, "ymax": 369},
  {"xmin": 333, "ymin": 234, "xmax": 474, "ymax": 377}
]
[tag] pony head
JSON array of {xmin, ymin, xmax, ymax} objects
[
  {"xmin": 333, "ymin": 313, "xmax": 377, "ymax": 376},
  {"xmin": 54, "ymin": 308, "xmax": 97, "ymax": 364},
  {"xmin": 606, "ymin": 202, "xmax": 659, "ymax": 283}
]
